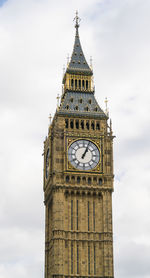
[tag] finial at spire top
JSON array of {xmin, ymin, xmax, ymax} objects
[{"xmin": 74, "ymin": 10, "xmax": 81, "ymax": 32}]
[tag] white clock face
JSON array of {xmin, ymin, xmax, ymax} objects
[{"xmin": 68, "ymin": 139, "xmax": 100, "ymax": 170}]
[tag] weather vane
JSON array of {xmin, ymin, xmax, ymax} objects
[{"xmin": 73, "ymin": 10, "xmax": 81, "ymax": 30}]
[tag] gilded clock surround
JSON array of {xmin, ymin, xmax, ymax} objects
[
  {"xmin": 43, "ymin": 12, "xmax": 115, "ymax": 278},
  {"xmin": 66, "ymin": 137, "xmax": 102, "ymax": 173}
]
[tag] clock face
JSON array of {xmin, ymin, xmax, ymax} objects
[
  {"xmin": 46, "ymin": 148, "xmax": 50, "ymax": 179},
  {"xmin": 68, "ymin": 139, "xmax": 100, "ymax": 171}
]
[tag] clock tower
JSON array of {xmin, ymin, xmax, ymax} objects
[{"xmin": 43, "ymin": 12, "xmax": 114, "ymax": 278}]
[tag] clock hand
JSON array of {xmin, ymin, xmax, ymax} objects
[
  {"xmin": 81, "ymin": 147, "xmax": 88, "ymax": 159},
  {"xmin": 81, "ymin": 142, "xmax": 90, "ymax": 159}
]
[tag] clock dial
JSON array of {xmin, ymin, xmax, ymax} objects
[
  {"xmin": 68, "ymin": 140, "xmax": 100, "ymax": 170},
  {"xmin": 46, "ymin": 148, "xmax": 50, "ymax": 178}
]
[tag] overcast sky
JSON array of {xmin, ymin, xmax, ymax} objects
[{"xmin": 0, "ymin": 0, "xmax": 150, "ymax": 277}]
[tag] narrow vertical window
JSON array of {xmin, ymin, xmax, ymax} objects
[
  {"xmin": 93, "ymin": 201, "xmax": 95, "ymax": 231},
  {"xmin": 77, "ymin": 244, "xmax": 79, "ymax": 274},
  {"xmin": 65, "ymin": 119, "xmax": 68, "ymax": 128},
  {"xmin": 70, "ymin": 120, "xmax": 74, "ymax": 129},
  {"xmin": 79, "ymin": 80, "xmax": 81, "ymax": 89},
  {"xmin": 96, "ymin": 122, "xmax": 100, "ymax": 130},
  {"xmin": 77, "ymin": 200, "xmax": 79, "ymax": 230},
  {"xmin": 91, "ymin": 121, "xmax": 95, "ymax": 130},
  {"xmin": 77, "ymin": 177, "xmax": 80, "ymax": 184},
  {"xmin": 88, "ymin": 201, "xmax": 90, "ymax": 231},
  {"xmin": 88, "ymin": 177, "xmax": 91, "ymax": 185},
  {"xmin": 86, "ymin": 80, "xmax": 88, "ymax": 90},
  {"xmin": 75, "ymin": 79, "xmax": 77, "ymax": 89},
  {"xmin": 82, "ymin": 80, "xmax": 85, "ymax": 89},
  {"xmin": 71, "ymin": 200, "xmax": 73, "ymax": 230},
  {"xmin": 76, "ymin": 120, "xmax": 79, "ymax": 129},
  {"xmin": 81, "ymin": 120, "xmax": 84, "ymax": 129},
  {"xmin": 71, "ymin": 242, "xmax": 73, "ymax": 274},
  {"xmin": 94, "ymin": 245, "xmax": 96, "ymax": 275},
  {"xmin": 86, "ymin": 121, "xmax": 89, "ymax": 130},
  {"xmin": 66, "ymin": 176, "xmax": 69, "ymax": 183},
  {"xmin": 88, "ymin": 244, "xmax": 90, "ymax": 274},
  {"xmin": 71, "ymin": 79, "xmax": 74, "ymax": 88}
]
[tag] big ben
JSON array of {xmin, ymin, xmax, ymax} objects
[{"xmin": 43, "ymin": 12, "xmax": 114, "ymax": 278}]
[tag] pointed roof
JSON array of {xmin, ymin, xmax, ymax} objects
[{"xmin": 66, "ymin": 12, "xmax": 93, "ymax": 76}]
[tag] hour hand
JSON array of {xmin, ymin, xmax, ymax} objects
[{"xmin": 81, "ymin": 147, "xmax": 88, "ymax": 159}]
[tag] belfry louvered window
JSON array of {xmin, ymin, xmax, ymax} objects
[
  {"xmin": 71, "ymin": 79, "xmax": 74, "ymax": 88},
  {"xmin": 86, "ymin": 80, "xmax": 88, "ymax": 89},
  {"xmin": 82, "ymin": 80, "xmax": 84, "ymax": 89},
  {"xmin": 79, "ymin": 80, "xmax": 81, "ymax": 88},
  {"xmin": 75, "ymin": 79, "xmax": 77, "ymax": 89}
]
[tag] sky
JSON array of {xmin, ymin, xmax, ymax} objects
[{"xmin": 0, "ymin": 0, "xmax": 150, "ymax": 277}]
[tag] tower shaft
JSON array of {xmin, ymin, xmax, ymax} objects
[{"xmin": 43, "ymin": 14, "xmax": 115, "ymax": 278}]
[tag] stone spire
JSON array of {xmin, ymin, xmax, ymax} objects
[{"xmin": 66, "ymin": 11, "xmax": 93, "ymax": 76}]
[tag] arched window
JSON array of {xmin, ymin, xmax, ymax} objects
[
  {"xmin": 86, "ymin": 80, "xmax": 88, "ymax": 90},
  {"xmin": 99, "ymin": 178, "xmax": 102, "ymax": 185},
  {"xmin": 88, "ymin": 99, "xmax": 91, "ymax": 104},
  {"xmin": 91, "ymin": 122, "xmax": 95, "ymax": 130},
  {"xmin": 79, "ymin": 98, "xmax": 82, "ymax": 103},
  {"xmin": 65, "ymin": 119, "xmax": 68, "ymax": 128},
  {"xmin": 79, "ymin": 80, "xmax": 81, "ymax": 89},
  {"xmin": 76, "ymin": 120, "xmax": 79, "ymax": 129},
  {"xmin": 88, "ymin": 177, "xmax": 91, "ymax": 185},
  {"xmin": 82, "ymin": 80, "xmax": 85, "ymax": 89},
  {"xmin": 71, "ymin": 79, "xmax": 74, "ymax": 88},
  {"xmin": 96, "ymin": 122, "xmax": 100, "ymax": 130},
  {"xmin": 86, "ymin": 121, "xmax": 89, "ymax": 130},
  {"xmin": 66, "ymin": 105, "xmax": 69, "ymax": 110},
  {"xmin": 66, "ymin": 176, "xmax": 69, "ymax": 183},
  {"xmin": 77, "ymin": 177, "xmax": 80, "ymax": 184},
  {"xmin": 70, "ymin": 120, "xmax": 74, "ymax": 129},
  {"xmin": 81, "ymin": 120, "xmax": 84, "ymax": 129},
  {"xmin": 75, "ymin": 79, "xmax": 77, "ymax": 89}
]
